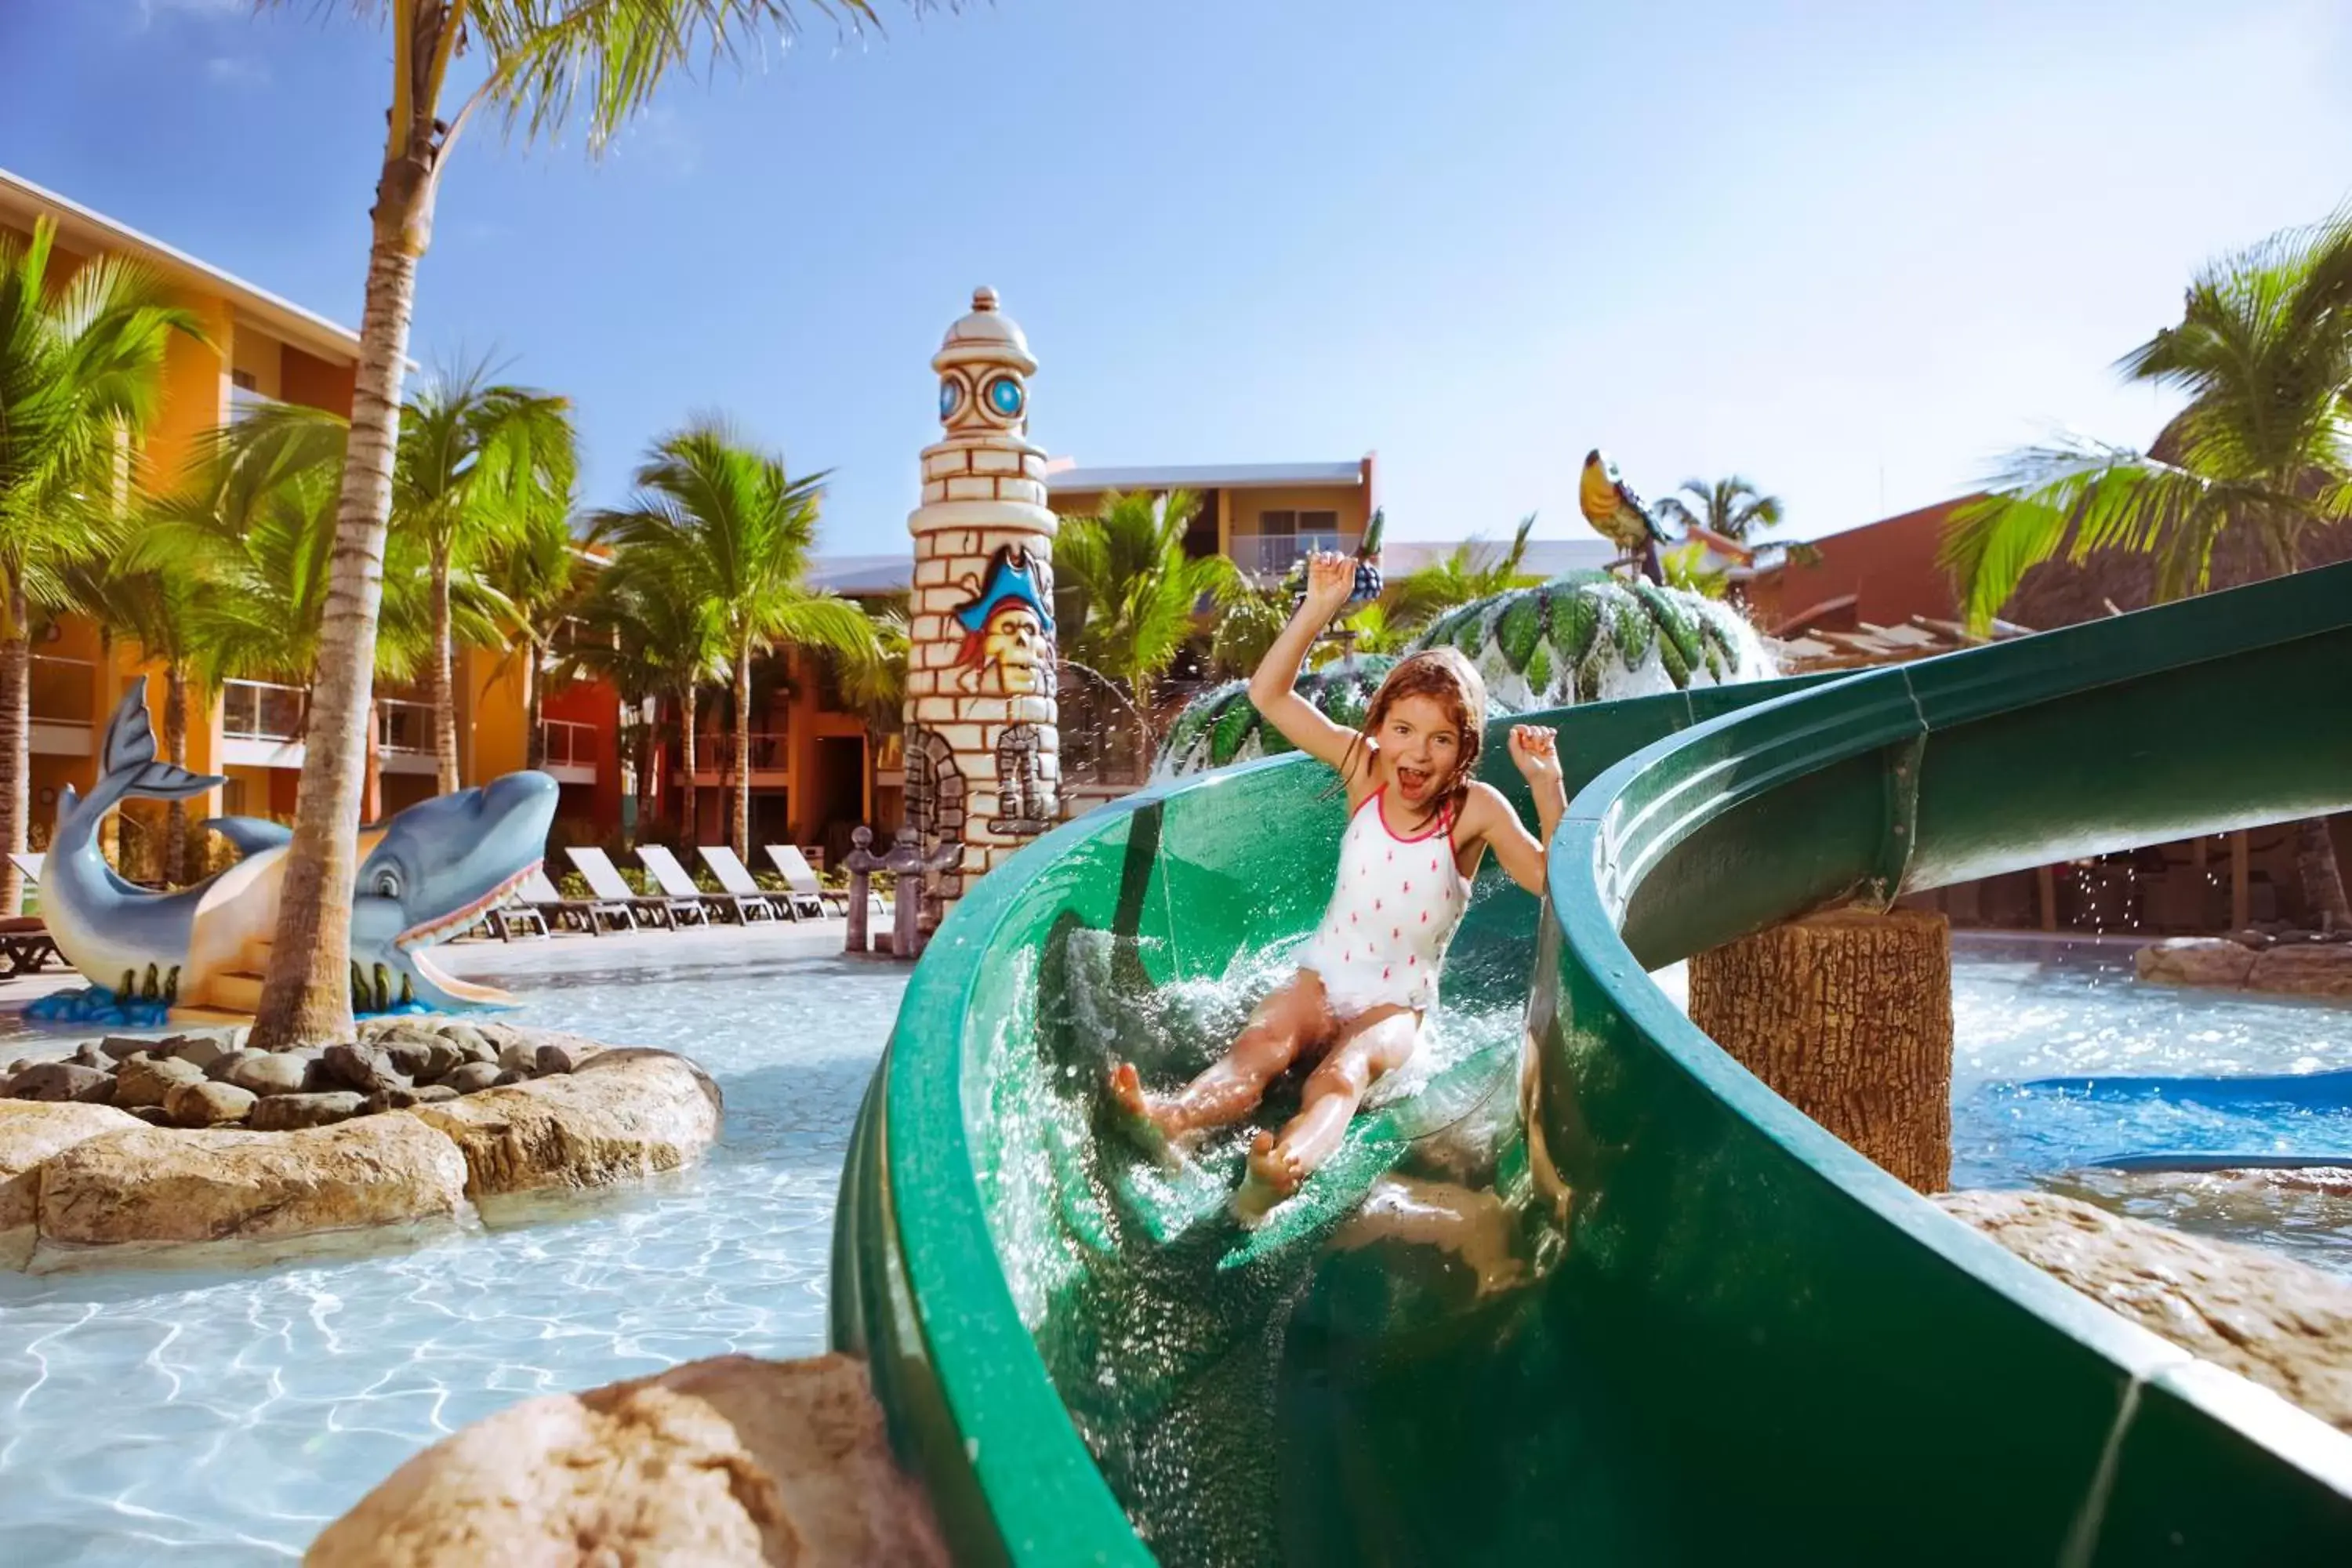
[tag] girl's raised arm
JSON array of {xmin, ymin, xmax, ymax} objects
[
  {"xmin": 1469, "ymin": 726, "xmax": 1569, "ymax": 895},
  {"xmin": 1247, "ymin": 551, "xmax": 1370, "ymax": 777}
]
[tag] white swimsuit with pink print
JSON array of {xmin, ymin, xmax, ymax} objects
[{"xmin": 1298, "ymin": 787, "xmax": 1468, "ymax": 1020}]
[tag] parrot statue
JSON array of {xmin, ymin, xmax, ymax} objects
[{"xmin": 1578, "ymin": 449, "xmax": 1669, "ymax": 585}]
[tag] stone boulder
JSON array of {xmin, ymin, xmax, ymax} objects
[
  {"xmin": 1939, "ymin": 1189, "xmax": 2352, "ymax": 1432},
  {"xmin": 322, "ymin": 1044, "xmax": 410, "ymax": 1097},
  {"xmin": 2134, "ymin": 937, "xmax": 2257, "ymax": 989},
  {"xmin": 220, "ymin": 1051, "xmax": 318, "ymax": 1098},
  {"xmin": 2249, "ymin": 943, "xmax": 2352, "ymax": 1000},
  {"xmin": 6, "ymin": 1062, "xmax": 116, "ymax": 1104},
  {"xmin": 114, "ymin": 1053, "xmax": 209, "ymax": 1109},
  {"xmin": 161, "ymin": 1032, "xmax": 241, "ymax": 1073},
  {"xmin": 307, "ymin": 1353, "xmax": 944, "ymax": 1567},
  {"xmin": 435, "ymin": 1062, "xmax": 502, "ymax": 1096},
  {"xmin": 249, "ymin": 1091, "xmax": 368, "ymax": 1132},
  {"xmin": 164, "ymin": 1080, "xmax": 258, "ymax": 1129},
  {"xmin": 408, "ymin": 1049, "xmax": 720, "ymax": 1201},
  {"xmin": 0, "ymin": 1101, "xmax": 144, "ymax": 1269},
  {"xmin": 38, "ymin": 1116, "xmax": 470, "ymax": 1250}
]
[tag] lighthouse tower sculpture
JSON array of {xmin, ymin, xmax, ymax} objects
[{"xmin": 902, "ymin": 288, "xmax": 1061, "ymax": 935}]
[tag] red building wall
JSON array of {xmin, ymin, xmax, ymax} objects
[{"xmin": 1749, "ymin": 497, "xmax": 1973, "ymax": 635}]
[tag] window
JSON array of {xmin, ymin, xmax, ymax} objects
[
  {"xmin": 230, "ymin": 368, "xmax": 257, "ymax": 391},
  {"xmin": 1255, "ymin": 509, "xmax": 1339, "ymax": 539}
]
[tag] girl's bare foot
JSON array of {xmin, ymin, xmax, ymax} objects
[
  {"xmin": 1247, "ymin": 1130, "xmax": 1307, "ymax": 1196},
  {"xmin": 1108, "ymin": 1061, "xmax": 1153, "ymax": 1120},
  {"xmin": 1233, "ymin": 1131, "xmax": 1308, "ymax": 1226},
  {"xmin": 1105, "ymin": 1062, "xmax": 1181, "ymax": 1166}
]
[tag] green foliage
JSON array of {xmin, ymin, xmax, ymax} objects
[
  {"xmin": 127, "ymin": 408, "xmax": 455, "ymax": 685},
  {"xmin": 1383, "ymin": 512, "xmax": 1538, "ymax": 628},
  {"xmin": 1943, "ymin": 207, "xmax": 2352, "ymax": 630},
  {"xmin": 0, "ymin": 216, "xmax": 205, "ymax": 624},
  {"xmin": 1055, "ymin": 488, "xmax": 1242, "ymax": 707},
  {"xmin": 594, "ymin": 418, "xmax": 879, "ymax": 675},
  {"xmin": 1661, "ymin": 541, "xmax": 1730, "ymax": 598},
  {"xmin": 1653, "ymin": 475, "xmax": 1787, "ymax": 543}
]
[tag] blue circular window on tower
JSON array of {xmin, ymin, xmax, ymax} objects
[
  {"xmin": 938, "ymin": 376, "xmax": 964, "ymax": 420},
  {"xmin": 985, "ymin": 375, "xmax": 1025, "ymax": 419}
]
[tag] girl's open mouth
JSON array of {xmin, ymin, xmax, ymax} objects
[{"xmin": 1396, "ymin": 767, "xmax": 1429, "ymax": 796}]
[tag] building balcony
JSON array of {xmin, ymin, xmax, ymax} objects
[
  {"xmin": 28, "ymin": 655, "xmax": 95, "ymax": 756},
  {"xmin": 376, "ymin": 697, "xmax": 435, "ymax": 775},
  {"xmin": 1229, "ymin": 530, "xmax": 1357, "ymax": 579},
  {"xmin": 690, "ymin": 731, "xmax": 789, "ymax": 786},
  {"xmin": 539, "ymin": 718, "xmax": 597, "ymax": 787},
  {"xmin": 222, "ymin": 678, "xmax": 305, "ymax": 768}
]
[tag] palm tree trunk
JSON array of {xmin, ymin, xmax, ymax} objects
[
  {"xmin": 733, "ymin": 637, "xmax": 753, "ymax": 860},
  {"xmin": 677, "ymin": 684, "xmax": 699, "ymax": 845},
  {"xmin": 429, "ymin": 543, "xmax": 459, "ymax": 794},
  {"xmin": 163, "ymin": 665, "xmax": 188, "ymax": 885},
  {"xmin": 249, "ymin": 138, "xmax": 431, "ymax": 1050},
  {"xmin": 0, "ymin": 586, "xmax": 27, "ymax": 917},
  {"xmin": 632, "ymin": 711, "xmax": 653, "ymax": 848},
  {"xmin": 521, "ymin": 644, "xmax": 544, "ymax": 771},
  {"xmin": 363, "ymin": 698, "xmax": 384, "ymax": 824},
  {"xmin": 2294, "ymin": 817, "xmax": 2352, "ymax": 934}
]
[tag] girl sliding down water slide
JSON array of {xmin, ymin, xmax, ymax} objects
[{"xmin": 1109, "ymin": 550, "xmax": 1569, "ymax": 1224}]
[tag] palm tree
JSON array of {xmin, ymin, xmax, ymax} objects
[
  {"xmin": 1941, "ymin": 209, "xmax": 2352, "ymax": 929},
  {"xmin": 1381, "ymin": 513, "xmax": 1538, "ymax": 629},
  {"xmin": 246, "ymin": 1, "xmax": 909, "ymax": 1047},
  {"xmin": 597, "ymin": 421, "xmax": 876, "ymax": 858},
  {"xmin": 0, "ymin": 217, "xmax": 204, "ymax": 911},
  {"xmin": 66, "ymin": 561, "xmax": 213, "ymax": 884},
  {"xmin": 1055, "ymin": 489, "xmax": 1243, "ymax": 720},
  {"xmin": 1653, "ymin": 477, "xmax": 1787, "ymax": 543},
  {"xmin": 560, "ymin": 562, "xmax": 720, "ymax": 846},
  {"xmin": 480, "ymin": 499, "xmax": 596, "ymax": 775},
  {"xmin": 395, "ymin": 358, "xmax": 575, "ymax": 793}
]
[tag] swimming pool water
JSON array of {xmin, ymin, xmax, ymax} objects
[
  {"xmin": 1, "ymin": 930, "xmax": 2347, "ymax": 1562},
  {"xmin": 0, "ymin": 932, "xmax": 907, "ymax": 1565}
]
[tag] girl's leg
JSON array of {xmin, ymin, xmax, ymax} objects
[
  {"xmin": 1109, "ymin": 971, "xmax": 1334, "ymax": 1138},
  {"xmin": 1245, "ymin": 1005, "xmax": 1419, "ymax": 1197}
]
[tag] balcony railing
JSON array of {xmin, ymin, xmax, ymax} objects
[
  {"xmin": 377, "ymin": 698, "xmax": 432, "ymax": 754},
  {"xmin": 1230, "ymin": 531, "xmax": 1356, "ymax": 578},
  {"xmin": 223, "ymin": 679, "xmax": 303, "ymax": 743},
  {"xmin": 540, "ymin": 718, "xmax": 595, "ymax": 768},
  {"xmin": 229, "ymin": 384, "xmax": 284, "ymax": 419},
  {"xmin": 29, "ymin": 655, "xmax": 94, "ymax": 726},
  {"xmin": 697, "ymin": 731, "xmax": 789, "ymax": 775}
]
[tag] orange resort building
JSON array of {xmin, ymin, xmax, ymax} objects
[{"xmin": 0, "ymin": 169, "xmax": 912, "ymax": 875}]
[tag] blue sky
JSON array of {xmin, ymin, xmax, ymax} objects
[{"xmin": 3, "ymin": 0, "xmax": 2349, "ymax": 557}]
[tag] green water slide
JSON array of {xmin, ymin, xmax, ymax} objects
[{"xmin": 833, "ymin": 561, "xmax": 2352, "ymax": 1566}]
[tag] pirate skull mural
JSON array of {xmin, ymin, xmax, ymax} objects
[{"xmin": 953, "ymin": 545, "xmax": 1057, "ymax": 695}]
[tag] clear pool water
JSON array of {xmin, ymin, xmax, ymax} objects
[
  {"xmin": 2, "ymin": 928, "xmax": 2348, "ymax": 1563},
  {"xmin": 1946, "ymin": 934, "xmax": 2352, "ymax": 1275},
  {"xmin": 0, "ymin": 930, "xmax": 907, "ymax": 1565}
]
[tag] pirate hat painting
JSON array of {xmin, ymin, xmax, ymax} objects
[{"xmin": 953, "ymin": 545, "xmax": 1056, "ymax": 693}]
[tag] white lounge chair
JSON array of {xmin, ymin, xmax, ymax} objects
[
  {"xmin": 695, "ymin": 845, "xmax": 789, "ymax": 922},
  {"xmin": 566, "ymin": 846, "xmax": 700, "ymax": 928},
  {"xmin": 505, "ymin": 866, "xmax": 631, "ymax": 937},
  {"xmin": 762, "ymin": 843, "xmax": 846, "ymax": 919},
  {"xmin": 485, "ymin": 883, "xmax": 550, "ymax": 940},
  {"xmin": 639, "ymin": 844, "xmax": 771, "ymax": 924}
]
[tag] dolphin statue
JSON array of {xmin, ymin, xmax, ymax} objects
[{"xmin": 40, "ymin": 684, "xmax": 559, "ymax": 1016}]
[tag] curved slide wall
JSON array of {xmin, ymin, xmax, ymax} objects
[{"xmin": 834, "ymin": 561, "xmax": 2352, "ymax": 1565}]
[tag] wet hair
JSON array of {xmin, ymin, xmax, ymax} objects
[{"xmin": 1337, "ymin": 648, "xmax": 1487, "ymax": 826}]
